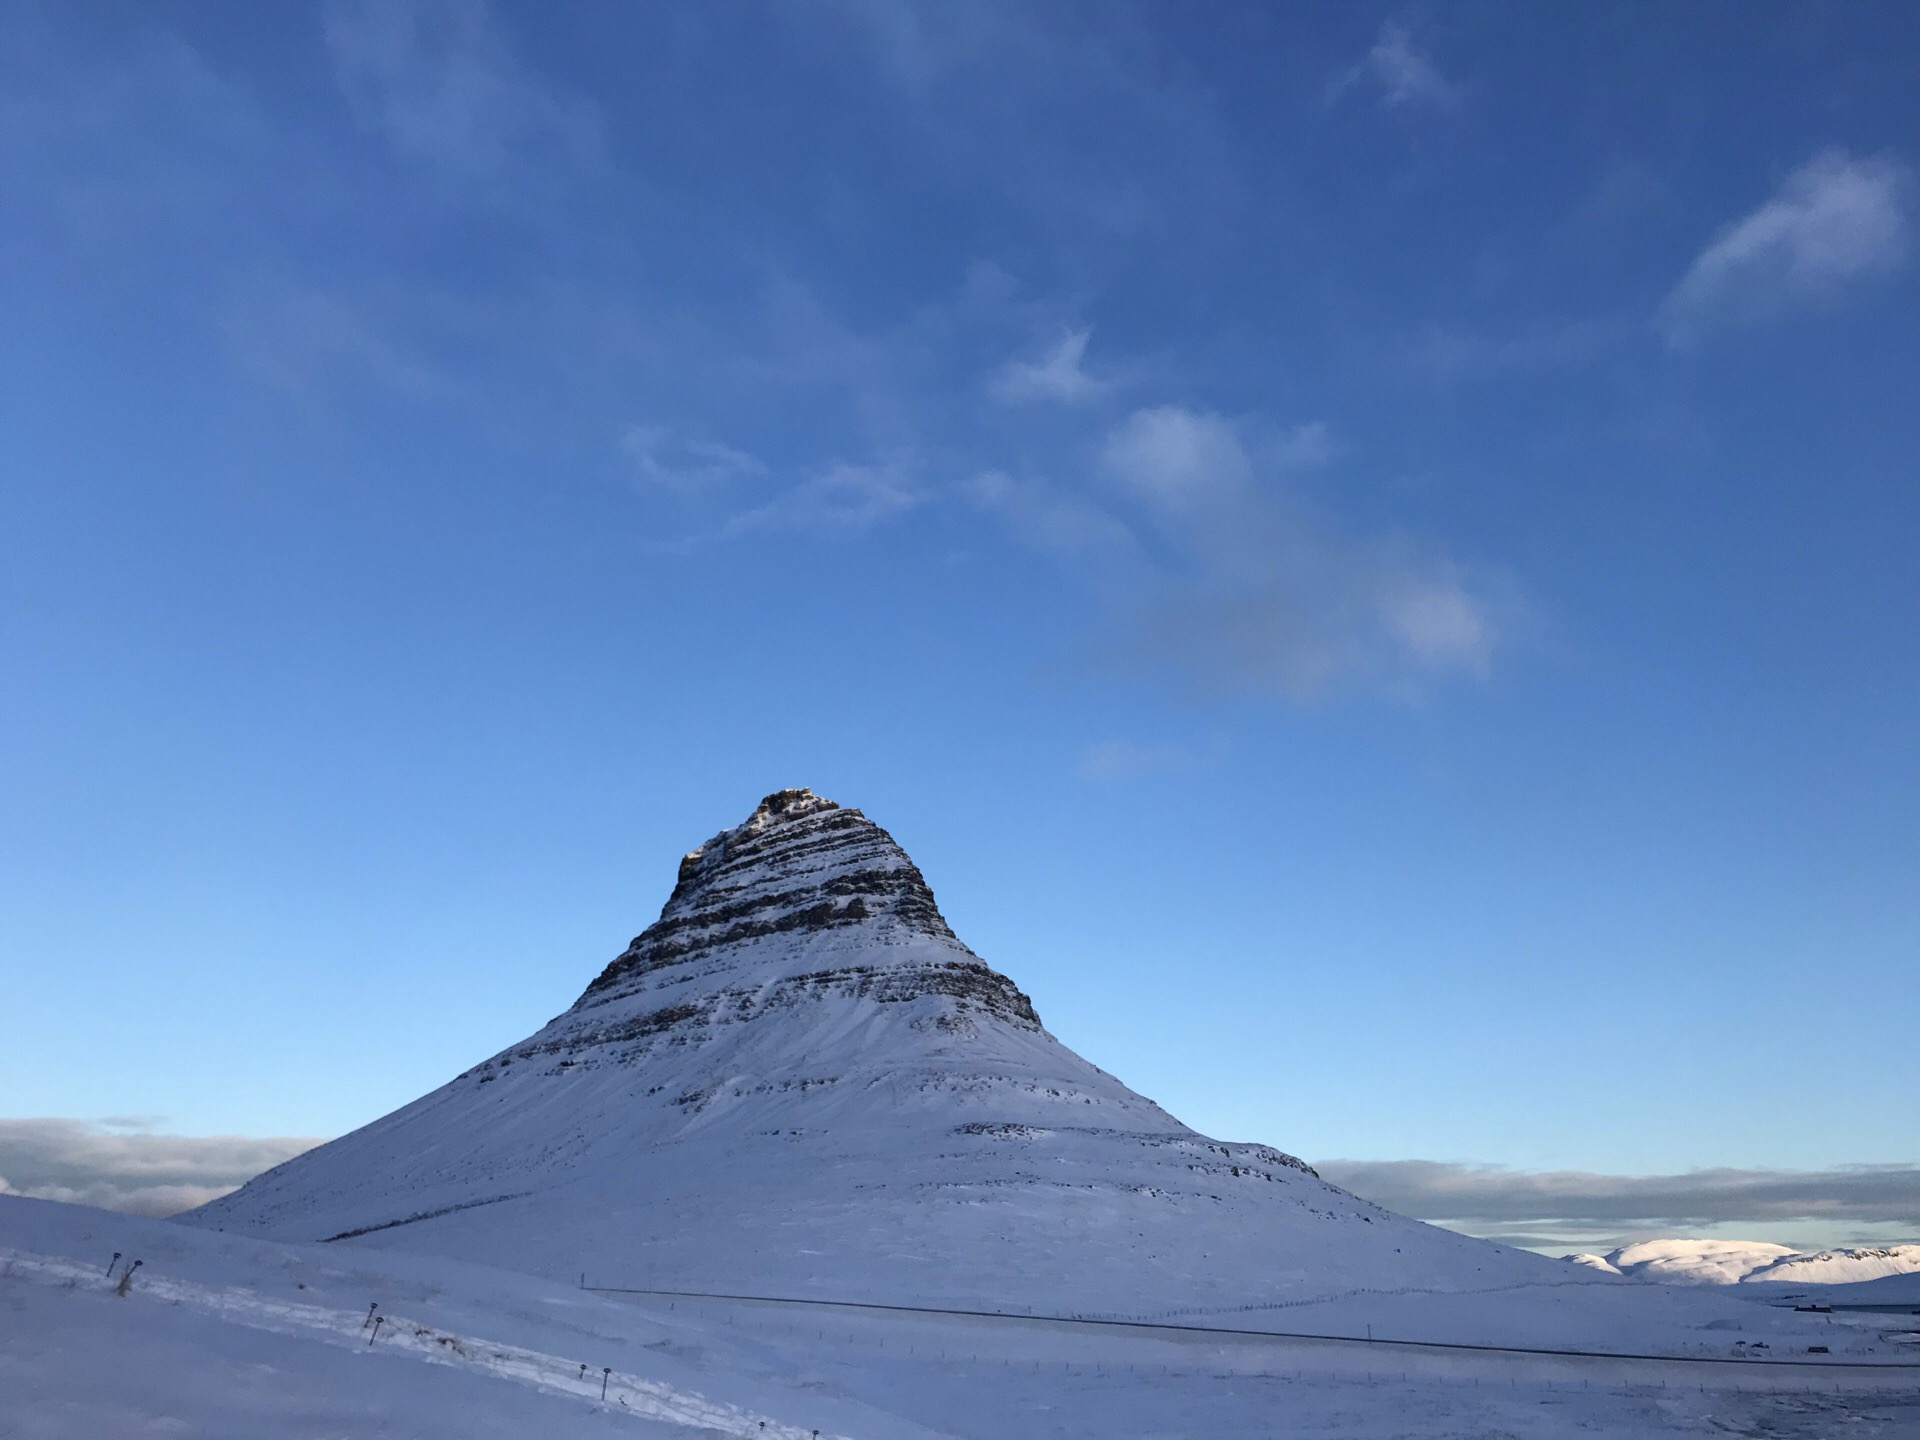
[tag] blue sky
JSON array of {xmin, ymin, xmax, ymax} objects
[{"xmin": 1, "ymin": 3, "xmax": 1915, "ymax": 1244}]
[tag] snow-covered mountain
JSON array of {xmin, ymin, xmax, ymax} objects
[
  {"xmin": 1568, "ymin": 1240, "xmax": 1920, "ymax": 1286},
  {"xmin": 185, "ymin": 788, "xmax": 1573, "ymax": 1316},
  {"xmin": 1752, "ymin": 1245, "xmax": 1920, "ymax": 1285},
  {"xmin": 1568, "ymin": 1240, "xmax": 1798, "ymax": 1285}
]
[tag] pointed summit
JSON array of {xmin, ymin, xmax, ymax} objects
[{"xmin": 580, "ymin": 788, "xmax": 1035, "ymax": 1031}]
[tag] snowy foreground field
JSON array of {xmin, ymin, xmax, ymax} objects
[{"xmin": 6, "ymin": 1196, "xmax": 1919, "ymax": 1440}]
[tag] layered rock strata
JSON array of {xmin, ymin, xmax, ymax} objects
[{"xmin": 574, "ymin": 788, "xmax": 1039, "ymax": 1038}]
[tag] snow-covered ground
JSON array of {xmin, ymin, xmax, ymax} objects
[
  {"xmin": 1571, "ymin": 1240, "xmax": 1920, "ymax": 1286},
  {"xmin": 6, "ymin": 1195, "xmax": 1920, "ymax": 1439}
]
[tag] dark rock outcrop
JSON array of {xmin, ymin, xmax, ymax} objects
[{"xmin": 577, "ymin": 788, "xmax": 1040, "ymax": 1032}]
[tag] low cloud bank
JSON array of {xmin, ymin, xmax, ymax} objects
[
  {"xmin": 1316, "ymin": 1159, "xmax": 1920, "ymax": 1255},
  {"xmin": 9, "ymin": 1117, "xmax": 1911, "ymax": 1251},
  {"xmin": 0, "ymin": 1118, "xmax": 324, "ymax": 1217}
]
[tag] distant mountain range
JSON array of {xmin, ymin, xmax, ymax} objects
[{"xmin": 1568, "ymin": 1238, "xmax": 1920, "ymax": 1286}]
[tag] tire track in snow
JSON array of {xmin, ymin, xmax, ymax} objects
[{"xmin": 0, "ymin": 1247, "xmax": 842, "ymax": 1438}]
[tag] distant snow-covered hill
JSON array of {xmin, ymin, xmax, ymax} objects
[
  {"xmin": 1751, "ymin": 1245, "xmax": 1920, "ymax": 1286},
  {"xmin": 183, "ymin": 788, "xmax": 1570, "ymax": 1317},
  {"xmin": 1569, "ymin": 1239, "xmax": 1920, "ymax": 1286}
]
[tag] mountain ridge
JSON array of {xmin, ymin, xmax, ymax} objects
[{"xmin": 1569, "ymin": 1239, "xmax": 1920, "ymax": 1286}]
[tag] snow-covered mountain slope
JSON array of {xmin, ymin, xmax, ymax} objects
[
  {"xmin": 182, "ymin": 790, "xmax": 1602, "ymax": 1319},
  {"xmin": 1, "ymin": 1193, "xmax": 943, "ymax": 1440},
  {"xmin": 1569, "ymin": 1241, "xmax": 1920, "ymax": 1287}
]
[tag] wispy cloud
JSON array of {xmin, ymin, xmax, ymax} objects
[
  {"xmin": 965, "ymin": 404, "xmax": 1503, "ymax": 703},
  {"xmin": 721, "ymin": 460, "xmax": 920, "ymax": 537},
  {"xmin": 990, "ymin": 327, "xmax": 1105, "ymax": 405},
  {"xmin": 1660, "ymin": 149, "xmax": 1909, "ymax": 343},
  {"xmin": 1317, "ymin": 1158, "xmax": 1920, "ymax": 1254},
  {"xmin": 325, "ymin": 0, "xmax": 599, "ymax": 182},
  {"xmin": 1394, "ymin": 320, "xmax": 1624, "ymax": 386},
  {"xmin": 0, "ymin": 1118, "xmax": 322, "ymax": 1218},
  {"xmin": 822, "ymin": 2, "xmax": 1236, "ymax": 242},
  {"xmin": 1332, "ymin": 21, "xmax": 1458, "ymax": 111},
  {"xmin": 623, "ymin": 425, "xmax": 767, "ymax": 490},
  {"xmin": 965, "ymin": 469, "xmax": 1141, "ymax": 570},
  {"xmin": 1079, "ymin": 739, "xmax": 1205, "ymax": 783},
  {"xmin": 224, "ymin": 281, "xmax": 448, "ymax": 398}
]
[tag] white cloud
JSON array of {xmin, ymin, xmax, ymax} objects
[
  {"xmin": 325, "ymin": 0, "xmax": 599, "ymax": 181},
  {"xmin": 1661, "ymin": 149, "xmax": 1909, "ymax": 342},
  {"xmin": 623, "ymin": 426, "xmax": 767, "ymax": 490},
  {"xmin": 1103, "ymin": 405, "xmax": 1254, "ymax": 513},
  {"xmin": 1376, "ymin": 566, "xmax": 1494, "ymax": 677},
  {"xmin": 0, "ymin": 1118, "xmax": 322, "ymax": 1218},
  {"xmin": 722, "ymin": 460, "xmax": 920, "ymax": 536},
  {"xmin": 990, "ymin": 327, "xmax": 1105, "ymax": 405},
  {"xmin": 1333, "ymin": 21, "xmax": 1458, "ymax": 111},
  {"xmin": 1090, "ymin": 406, "xmax": 1501, "ymax": 700}
]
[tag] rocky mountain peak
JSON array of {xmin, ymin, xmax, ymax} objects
[
  {"xmin": 579, "ymin": 788, "xmax": 1015, "ymax": 1019},
  {"xmin": 672, "ymin": 786, "xmax": 843, "ymax": 888}
]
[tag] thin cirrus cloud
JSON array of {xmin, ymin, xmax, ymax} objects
[
  {"xmin": 0, "ymin": 1118, "xmax": 323, "ymax": 1218},
  {"xmin": 1078, "ymin": 739, "xmax": 1202, "ymax": 783},
  {"xmin": 623, "ymin": 425, "xmax": 768, "ymax": 491},
  {"xmin": 1660, "ymin": 149, "xmax": 1910, "ymax": 343},
  {"xmin": 719, "ymin": 460, "xmax": 922, "ymax": 538}
]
